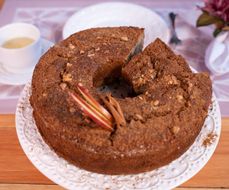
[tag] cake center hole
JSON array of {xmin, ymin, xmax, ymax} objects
[{"xmin": 97, "ymin": 77, "xmax": 137, "ymax": 99}]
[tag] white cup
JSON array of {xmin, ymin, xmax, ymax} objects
[{"xmin": 0, "ymin": 22, "xmax": 42, "ymax": 73}]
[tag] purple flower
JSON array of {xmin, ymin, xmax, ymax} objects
[{"xmin": 201, "ymin": 0, "xmax": 229, "ymax": 22}]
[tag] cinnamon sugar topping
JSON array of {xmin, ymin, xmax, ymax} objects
[{"xmin": 202, "ymin": 133, "xmax": 217, "ymax": 147}]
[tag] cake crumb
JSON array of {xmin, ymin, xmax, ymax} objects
[
  {"xmin": 62, "ymin": 73, "xmax": 72, "ymax": 82},
  {"xmin": 172, "ymin": 126, "xmax": 180, "ymax": 135},
  {"xmin": 79, "ymin": 50, "xmax": 85, "ymax": 54},
  {"xmin": 69, "ymin": 107, "xmax": 76, "ymax": 113},
  {"xmin": 60, "ymin": 82, "xmax": 67, "ymax": 90},
  {"xmin": 87, "ymin": 53, "xmax": 95, "ymax": 57},
  {"xmin": 153, "ymin": 100, "xmax": 159, "ymax": 106},
  {"xmin": 138, "ymin": 96, "xmax": 143, "ymax": 100},
  {"xmin": 202, "ymin": 133, "xmax": 217, "ymax": 147},
  {"xmin": 121, "ymin": 36, "xmax": 128, "ymax": 41},
  {"xmin": 135, "ymin": 114, "xmax": 144, "ymax": 121},
  {"xmin": 66, "ymin": 62, "xmax": 72, "ymax": 67},
  {"xmin": 177, "ymin": 95, "xmax": 183, "ymax": 102},
  {"xmin": 68, "ymin": 43, "xmax": 75, "ymax": 49}
]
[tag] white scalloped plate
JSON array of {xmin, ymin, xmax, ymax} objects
[
  {"xmin": 16, "ymin": 82, "xmax": 221, "ymax": 190},
  {"xmin": 62, "ymin": 2, "xmax": 170, "ymax": 47}
]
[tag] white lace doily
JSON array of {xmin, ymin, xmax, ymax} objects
[{"xmin": 16, "ymin": 82, "xmax": 221, "ymax": 190}]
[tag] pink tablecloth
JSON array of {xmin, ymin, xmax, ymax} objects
[{"xmin": 0, "ymin": 0, "xmax": 228, "ymax": 116}]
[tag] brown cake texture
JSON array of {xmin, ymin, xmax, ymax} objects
[{"xmin": 30, "ymin": 27, "xmax": 212, "ymax": 175}]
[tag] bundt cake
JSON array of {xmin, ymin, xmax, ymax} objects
[{"xmin": 30, "ymin": 27, "xmax": 212, "ymax": 175}]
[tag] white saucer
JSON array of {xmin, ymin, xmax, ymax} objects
[
  {"xmin": 0, "ymin": 39, "xmax": 54, "ymax": 86},
  {"xmin": 63, "ymin": 2, "xmax": 170, "ymax": 47}
]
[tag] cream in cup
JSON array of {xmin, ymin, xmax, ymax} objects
[{"xmin": 0, "ymin": 22, "xmax": 42, "ymax": 73}]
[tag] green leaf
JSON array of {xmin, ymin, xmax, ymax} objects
[
  {"xmin": 213, "ymin": 28, "xmax": 222, "ymax": 37},
  {"xmin": 196, "ymin": 12, "xmax": 222, "ymax": 27}
]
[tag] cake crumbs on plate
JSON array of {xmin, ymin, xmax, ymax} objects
[{"xmin": 202, "ymin": 133, "xmax": 217, "ymax": 147}]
